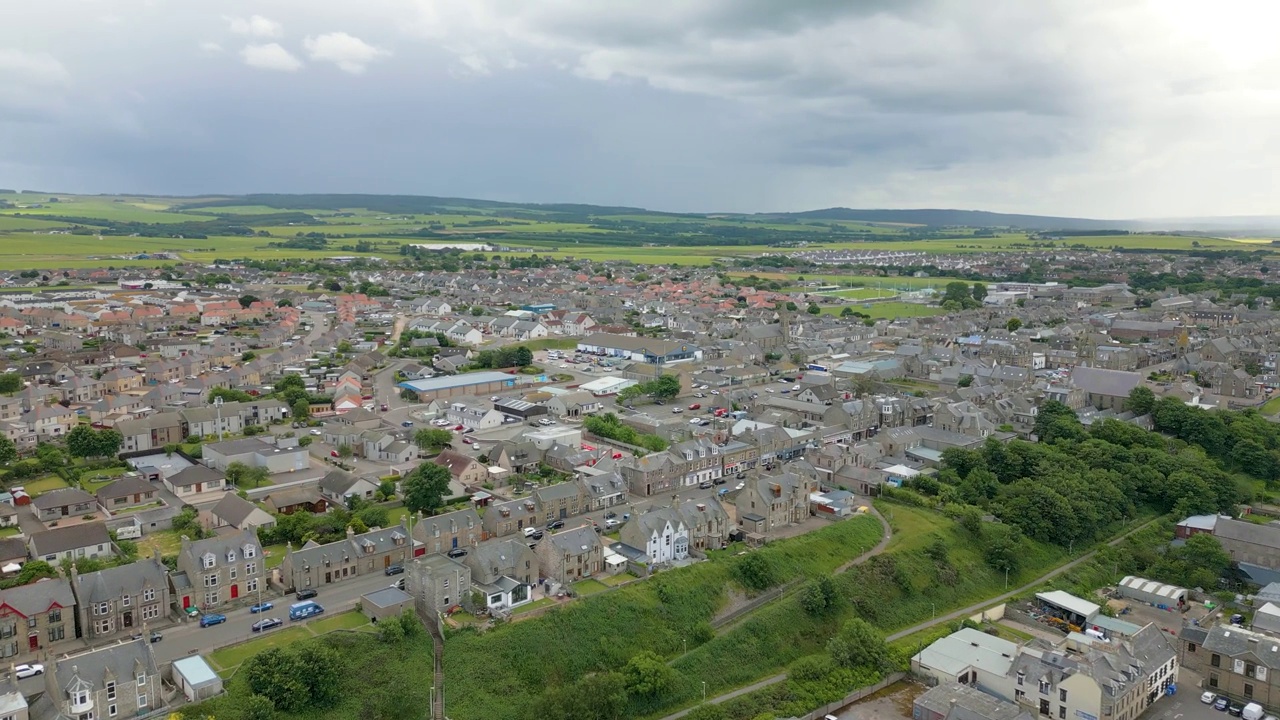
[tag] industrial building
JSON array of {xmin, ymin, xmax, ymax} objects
[
  {"xmin": 579, "ymin": 376, "xmax": 637, "ymax": 396},
  {"xmin": 398, "ymin": 372, "xmax": 520, "ymax": 402},
  {"xmin": 576, "ymin": 333, "xmax": 703, "ymax": 365},
  {"xmin": 1116, "ymin": 576, "xmax": 1187, "ymax": 609}
]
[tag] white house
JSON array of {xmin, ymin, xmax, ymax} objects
[
  {"xmin": 620, "ymin": 508, "xmax": 689, "ymax": 565},
  {"xmin": 445, "ymin": 403, "xmax": 506, "ymax": 431}
]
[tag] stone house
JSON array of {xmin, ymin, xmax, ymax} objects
[
  {"xmin": 280, "ymin": 520, "xmax": 419, "ymax": 593},
  {"xmin": 174, "ymin": 528, "xmax": 265, "ymax": 610},
  {"xmin": 410, "ymin": 508, "xmax": 485, "ymax": 556},
  {"xmin": 536, "ymin": 525, "xmax": 603, "ymax": 584},
  {"xmin": 43, "ymin": 637, "xmax": 164, "ymax": 720},
  {"xmin": 409, "ymin": 553, "xmax": 471, "ymax": 614},
  {"xmin": 69, "ymin": 554, "xmax": 171, "ymax": 641},
  {"xmin": 0, "ymin": 578, "xmax": 76, "ymax": 660}
]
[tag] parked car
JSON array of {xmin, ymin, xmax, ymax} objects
[
  {"xmin": 713, "ymin": 477, "xmax": 726, "ymax": 485},
  {"xmin": 446, "ymin": 547, "xmax": 468, "ymax": 559},
  {"xmin": 402, "ymin": 421, "xmax": 414, "ymax": 428},
  {"xmin": 524, "ymin": 527, "xmax": 544, "ymax": 540},
  {"xmin": 604, "ymin": 510, "xmax": 617, "ymax": 520},
  {"xmin": 296, "ymin": 588, "xmax": 318, "ymax": 601},
  {"xmin": 604, "ymin": 518, "xmax": 620, "ymax": 529},
  {"xmin": 310, "ymin": 429, "xmax": 323, "ymax": 436},
  {"xmin": 249, "ymin": 601, "xmax": 274, "ymax": 613},
  {"xmin": 380, "ymin": 404, "xmax": 388, "ymax": 412},
  {"xmin": 547, "ymin": 519, "xmax": 565, "ymax": 530},
  {"xmin": 1202, "ymin": 692, "xmax": 1218, "ymax": 705},
  {"xmin": 1229, "ymin": 703, "xmax": 1245, "ymax": 717},
  {"xmin": 688, "ymin": 403, "xmax": 701, "ymax": 410},
  {"xmin": 671, "ymin": 407, "xmax": 684, "ymax": 414},
  {"xmin": 13, "ymin": 664, "xmax": 43, "ymax": 679},
  {"xmin": 385, "ymin": 564, "xmax": 405, "ymax": 576},
  {"xmin": 1215, "ymin": 697, "xmax": 1230, "ymax": 712},
  {"xmin": 199, "ymin": 613, "xmax": 227, "ymax": 628},
  {"xmin": 252, "ymin": 617, "xmax": 283, "ymax": 633},
  {"xmin": 462, "ymin": 437, "xmax": 474, "ymax": 445},
  {"xmin": 698, "ymin": 481, "xmax": 713, "ymax": 489}
]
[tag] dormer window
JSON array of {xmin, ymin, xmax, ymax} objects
[
  {"xmin": 226, "ymin": 550, "xmax": 236, "ymax": 563},
  {"xmin": 201, "ymin": 553, "xmax": 215, "ymax": 569},
  {"xmin": 243, "ymin": 545, "xmax": 257, "ymax": 559}
]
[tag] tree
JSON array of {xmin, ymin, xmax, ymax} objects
[
  {"xmin": 785, "ymin": 301, "xmax": 798, "ymax": 312},
  {"xmin": 971, "ymin": 282, "xmax": 988, "ymax": 302},
  {"xmin": 942, "ymin": 281, "xmax": 971, "ymax": 305},
  {"xmin": 1125, "ymin": 385, "xmax": 1156, "ymax": 416},
  {"xmin": 325, "ymin": 279, "xmax": 342, "ymax": 292},
  {"xmin": 840, "ymin": 306, "xmax": 855, "ymax": 317},
  {"xmin": 732, "ymin": 553, "xmax": 779, "ymax": 592},
  {"xmin": 470, "ymin": 305, "xmax": 484, "ymax": 316},
  {"xmin": 983, "ymin": 525, "xmax": 1023, "ymax": 574},
  {"xmin": 238, "ymin": 294, "xmax": 259, "ymax": 309},
  {"xmin": 337, "ymin": 444, "xmax": 353, "ymax": 459},
  {"xmin": 0, "ymin": 435, "xmax": 16, "ymax": 464},
  {"xmin": 623, "ymin": 650, "xmax": 675, "ymax": 698},
  {"xmin": 298, "ymin": 436, "xmax": 313, "ymax": 447},
  {"xmin": 337, "ymin": 340, "xmax": 353, "ymax": 354},
  {"xmin": 957, "ymin": 374, "xmax": 974, "ymax": 388},
  {"xmin": 241, "ymin": 351, "xmax": 257, "ymax": 362},
  {"xmin": 244, "ymin": 648, "xmax": 309, "ymax": 712},
  {"xmin": 827, "ymin": 617, "xmax": 889, "ymax": 671},
  {"xmin": 95, "ymin": 428, "xmax": 122, "ymax": 457},
  {"xmin": 276, "ymin": 299, "xmax": 293, "ymax": 307},
  {"xmin": 413, "ymin": 428, "xmax": 452, "ymax": 452},
  {"xmin": 1005, "ymin": 318, "xmax": 1023, "ymax": 332},
  {"xmin": 1033, "ymin": 400, "xmax": 1078, "ymax": 441},
  {"xmin": 806, "ymin": 303, "xmax": 821, "ymax": 315},
  {"xmin": 514, "ymin": 346, "xmax": 534, "ymax": 367},
  {"xmin": 356, "ymin": 505, "xmax": 390, "ymax": 529},
  {"xmin": 66, "ymin": 425, "xmax": 99, "ymax": 459},
  {"xmin": 0, "ymin": 372, "xmax": 21, "ymax": 394},
  {"xmin": 800, "ymin": 576, "xmax": 839, "ymax": 616},
  {"xmin": 684, "ymin": 705, "xmax": 730, "ymax": 720},
  {"xmin": 209, "ymin": 387, "xmax": 254, "ymax": 403},
  {"xmin": 291, "ymin": 399, "xmax": 311, "ymax": 422},
  {"xmin": 402, "ymin": 462, "xmax": 452, "ymax": 514}
]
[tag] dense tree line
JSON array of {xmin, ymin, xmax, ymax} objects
[
  {"xmin": 469, "ymin": 345, "xmax": 534, "ymax": 370},
  {"xmin": 584, "ymin": 413, "xmax": 668, "ymax": 452},
  {"xmin": 921, "ymin": 402, "xmax": 1244, "ymax": 548}
]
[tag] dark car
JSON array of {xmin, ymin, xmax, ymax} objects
[
  {"xmin": 249, "ymin": 602, "xmax": 274, "ymax": 614},
  {"xmin": 1228, "ymin": 703, "xmax": 1244, "ymax": 717},
  {"xmin": 199, "ymin": 613, "xmax": 227, "ymax": 628},
  {"xmin": 252, "ymin": 617, "xmax": 283, "ymax": 633},
  {"xmin": 296, "ymin": 588, "xmax": 318, "ymax": 601},
  {"xmin": 1214, "ymin": 698, "xmax": 1230, "ymax": 712},
  {"xmin": 713, "ymin": 477, "xmax": 726, "ymax": 485},
  {"xmin": 385, "ymin": 564, "xmax": 405, "ymax": 576},
  {"xmin": 446, "ymin": 547, "xmax": 468, "ymax": 558},
  {"xmin": 547, "ymin": 520, "xmax": 565, "ymax": 530},
  {"xmin": 604, "ymin": 511, "xmax": 617, "ymax": 520}
]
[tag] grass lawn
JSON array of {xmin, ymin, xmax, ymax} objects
[
  {"xmin": 384, "ymin": 503, "xmax": 409, "ymax": 527},
  {"xmin": 208, "ymin": 626, "xmax": 311, "ymax": 673},
  {"xmin": 571, "ymin": 579, "xmax": 609, "ymax": 597},
  {"xmin": 20, "ymin": 474, "xmax": 70, "ymax": 495},
  {"xmin": 1261, "ymin": 395, "xmax": 1280, "ymax": 415},
  {"xmin": 263, "ymin": 544, "xmax": 287, "ymax": 569},
  {"xmin": 521, "ymin": 337, "xmax": 579, "ymax": 351},
  {"xmin": 0, "ymin": 527, "xmax": 20, "ymax": 539},
  {"xmin": 510, "ymin": 597, "xmax": 557, "ymax": 615},
  {"xmin": 136, "ymin": 529, "xmax": 185, "ymax": 558},
  {"xmin": 80, "ymin": 477, "xmax": 118, "ymax": 495},
  {"xmin": 307, "ymin": 610, "xmax": 370, "ymax": 634},
  {"xmin": 600, "ymin": 573, "xmax": 637, "ymax": 587},
  {"xmin": 873, "ymin": 501, "xmax": 948, "ymax": 553}
]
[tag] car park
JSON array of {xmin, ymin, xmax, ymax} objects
[
  {"xmin": 252, "ymin": 617, "xmax": 283, "ymax": 633},
  {"xmin": 199, "ymin": 613, "xmax": 227, "ymax": 628},
  {"xmin": 249, "ymin": 601, "xmax": 274, "ymax": 613}
]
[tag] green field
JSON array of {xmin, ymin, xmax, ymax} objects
[
  {"xmin": 0, "ymin": 191, "xmax": 1271, "ymax": 270},
  {"xmin": 825, "ymin": 301, "xmax": 947, "ymax": 319}
]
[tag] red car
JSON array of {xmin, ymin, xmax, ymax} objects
[
  {"xmin": 454, "ymin": 425, "xmax": 465, "ymax": 431},
  {"xmin": 688, "ymin": 403, "xmax": 701, "ymax": 411},
  {"xmin": 462, "ymin": 437, "xmax": 474, "ymax": 445},
  {"xmin": 330, "ymin": 450, "xmax": 339, "ymax": 458}
]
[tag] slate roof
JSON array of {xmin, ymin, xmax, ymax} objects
[
  {"xmin": 29, "ymin": 522, "xmax": 112, "ymax": 557},
  {"xmin": 0, "ymin": 577, "xmax": 75, "ymax": 618},
  {"xmin": 209, "ymin": 492, "xmax": 269, "ymax": 527},
  {"xmin": 74, "ymin": 556, "xmax": 168, "ymax": 604},
  {"xmin": 95, "ymin": 475, "xmax": 155, "ymax": 501},
  {"xmin": 1071, "ymin": 366, "xmax": 1143, "ymax": 398},
  {"xmin": 55, "ymin": 637, "xmax": 159, "ymax": 691},
  {"xmin": 166, "ymin": 464, "xmax": 224, "ymax": 488},
  {"xmin": 31, "ymin": 487, "xmax": 96, "ymax": 510}
]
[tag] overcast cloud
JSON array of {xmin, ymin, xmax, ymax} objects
[{"xmin": 1, "ymin": 0, "xmax": 1278, "ymax": 218}]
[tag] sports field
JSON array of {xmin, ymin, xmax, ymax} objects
[{"xmin": 0, "ymin": 191, "xmax": 1271, "ymax": 270}]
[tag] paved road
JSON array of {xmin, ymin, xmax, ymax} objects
[{"xmin": 658, "ymin": 517, "xmax": 1161, "ymax": 720}]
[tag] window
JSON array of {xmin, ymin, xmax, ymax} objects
[
  {"xmin": 1211, "ymin": 654, "xmax": 1221, "ymax": 668},
  {"xmin": 226, "ymin": 550, "xmax": 236, "ymax": 563},
  {"xmin": 47, "ymin": 625, "xmax": 64, "ymax": 642},
  {"xmin": 204, "ymin": 573, "xmax": 219, "ymax": 588},
  {"xmin": 229, "ymin": 567, "xmax": 237, "ymax": 580},
  {"xmin": 245, "ymin": 562, "xmax": 257, "ymax": 576},
  {"xmin": 137, "ymin": 693, "xmax": 148, "ymax": 708},
  {"xmin": 96, "ymin": 619, "xmax": 112, "ymax": 634},
  {"xmin": 109, "ymin": 704, "xmax": 117, "ymax": 717},
  {"xmin": 26, "ymin": 618, "xmax": 35, "ymax": 629},
  {"xmin": 202, "ymin": 553, "xmax": 215, "ymax": 569},
  {"xmin": 1209, "ymin": 673, "xmax": 1219, "ymax": 688},
  {"xmin": 74, "ymin": 690, "xmax": 89, "ymax": 706},
  {"xmin": 205, "ymin": 591, "xmax": 219, "ymax": 605},
  {"xmin": 1039, "ymin": 680, "xmax": 1051, "ymax": 694},
  {"xmin": 443, "ymin": 578, "xmax": 449, "ymax": 589},
  {"xmin": 137, "ymin": 673, "xmax": 146, "ymax": 686},
  {"xmin": 1059, "ymin": 708, "xmax": 1066, "ymax": 719},
  {"xmin": 106, "ymin": 681, "xmax": 116, "ymax": 700},
  {"xmin": 1188, "ymin": 643, "xmax": 1196, "ymax": 653},
  {"xmin": 141, "ymin": 606, "xmax": 160, "ymax": 621},
  {"xmin": 121, "ymin": 595, "xmax": 130, "ymax": 608},
  {"xmin": 1060, "ymin": 690, "xmax": 1067, "ymax": 702},
  {"xmin": 1017, "ymin": 673, "xmax": 1025, "ymax": 686},
  {"xmin": 95, "ymin": 602, "xmax": 109, "ymax": 616},
  {"xmin": 1246, "ymin": 663, "xmax": 1256, "ymax": 677},
  {"xmin": 244, "ymin": 545, "xmax": 256, "ymax": 559}
]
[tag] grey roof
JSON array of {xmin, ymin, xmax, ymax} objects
[
  {"xmin": 362, "ymin": 586, "xmax": 413, "ymax": 609},
  {"xmin": 55, "ymin": 637, "xmax": 159, "ymax": 692},
  {"xmin": 95, "ymin": 475, "xmax": 155, "ymax": 500},
  {"xmin": 74, "ymin": 556, "xmax": 168, "ymax": 604},
  {"xmin": 465, "ymin": 540, "xmax": 534, "ymax": 585},
  {"xmin": 1213, "ymin": 517, "xmax": 1280, "ymax": 550},
  {"xmin": 262, "ymin": 486, "xmax": 325, "ymax": 510},
  {"xmin": 287, "ymin": 521, "xmax": 411, "ymax": 567},
  {"xmin": 31, "ymin": 487, "xmax": 96, "ymax": 510},
  {"xmin": 915, "ymin": 682, "xmax": 1030, "ymax": 720},
  {"xmin": 414, "ymin": 508, "xmax": 482, "ymax": 540},
  {"xmin": 0, "ymin": 577, "xmax": 75, "ymax": 617},
  {"xmin": 318, "ymin": 469, "xmax": 368, "ymax": 496},
  {"xmin": 179, "ymin": 527, "xmax": 260, "ymax": 568},
  {"xmin": 166, "ymin": 464, "xmax": 224, "ymax": 488},
  {"xmin": 1198, "ymin": 624, "xmax": 1280, "ymax": 670},
  {"xmin": 1071, "ymin": 366, "xmax": 1143, "ymax": 398},
  {"xmin": 210, "ymin": 492, "xmax": 266, "ymax": 527},
  {"xmin": 29, "ymin": 522, "xmax": 112, "ymax": 556},
  {"xmin": 204, "ymin": 437, "xmax": 282, "ymax": 456},
  {"xmin": 549, "ymin": 525, "xmax": 602, "ymax": 554}
]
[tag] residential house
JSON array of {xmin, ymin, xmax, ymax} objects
[
  {"xmin": 95, "ymin": 476, "xmax": 160, "ymax": 513},
  {"xmin": 410, "ymin": 508, "xmax": 485, "ymax": 556},
  {"xmin": 31, "ymin": 488, "xmax": 97, "ymax": 522},
  {"xmin": 28, "ymin": 522, "xmax": 115, "ymax": 564},
  {"xmin": 201, "ymin": 437, "xmax": 309, "ymax": 474},
  {"xmin": 481, "ymin": 498, "xmax": 540, "ymax": 538},
  {"xmin": 463, "ymin": 540, "xmax": 536, "ymax": 611},
  {"xmin": 202, "ymin": 492, "xmax": 276, "ymax": 532},
  {"xmin": 433, "ymin": 449, "xmax": 488, "ymax": 487},
  {"xmin": 408, "ymin": 553, "xmax": 471, "ymax": 614},
  {"xmin": 162, "ymin": 465, "xmax": 225, "ymax": 499},
  {"xmin": 317, "ymin": 470, "xmax": 379, "ymax": 507},
  {"xmin": 0, "ymin": 578, "xmax": 76, "ymax": 659},
  {"xmin": 620, "ymin": 507, "xmax": 689, "ymax": 565},
  {"xmin": 1180, "ymin": 624, "xmax": 1280, "ymax": 707},
  {"xmin": 69, "ymin": 554, "xmax": 171, "ymax": 641},
  {"xmin": 534, "ymin": 482, "xmax": 588, "ymax": 524},
  {"xmin": 280, "ymin": 520, "xmax": 418, "ymax": 592},
  {"xmin": 580, "ymin": 472, "xmax": 628, "ymax": 511},
  {"xmin": 175, "ymin": 528, "xmax": 265, "ymax": 610},
  {"xmin": 19, "ymin": 403, "xmax": 74, "ymax": 438},
  {"xmin": 260, "ymin": 487, "xmax": 329, "ymax": 516},
  {"xmin": 536, "ymin": 525, "xmax": 604, "ymax": 584},
  {"xmin": 177, "ymin": 406, "xmax": 244, "ymax": 439},
  {"xmin": 116, "ymin": 414, "xmax": 185, "ymax": 454},
  {"xmin": 42, "ymin": 637, "xmax": 164, "ymax": 720},
  {"xmin": 734, "ymin": 472, "xmax": 816, "ymax": 535},
  {"xmin": 677, "ymin": 497, "xmax": 730, "ymax": 551}
]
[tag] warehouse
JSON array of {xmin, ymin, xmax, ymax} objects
[
  {"xmin": 1117, "ymin": 575, "xmax": 1187, "ymax": 609},
  {"xmin": 1035, "ymin": 590, "xmax": 1099, "ymax": 627},
  {"xmin": 577, "ymin": 333, "xmax": 703, "ymax": 365},
  {"xmin": 493, "ymin": 397, "xmax": 548, "ymax": 421},
  {"xmin": 399, "ymin": 372, "xmax": 519, "ymax": 402}
]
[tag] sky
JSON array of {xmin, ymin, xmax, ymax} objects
[{"xmin": 2, "ymin": 0, "xmax": 1279, "ymax": 218}]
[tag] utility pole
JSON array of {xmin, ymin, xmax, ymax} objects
[
  {"xmin": 214, "ymin": 396, "xmax": 223, "ymax": 440},
  {"xmin": 1005, "ymin": 566, "xmax": 1009, "ymax": 590}
]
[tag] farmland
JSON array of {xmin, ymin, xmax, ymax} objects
[{"xmin": 1, "ymin": 191, "xmax": 1271, "ymax": 272}]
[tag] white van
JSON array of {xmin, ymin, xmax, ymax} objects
[{"xmin": 1241, "ymin": 703, "xmax": 1265, "ymax": 720}]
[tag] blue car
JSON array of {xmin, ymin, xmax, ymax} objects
[
  {"xmin": 199, "ymin": 613, "xmax": 227, "ymax": 628},
  {"xmin": 1214, "ymin": 698, "xmax": 1230, "ymax": 712},
  {"xmin": 249, "ymin": 602, "xmax": 273, "ymax": 614}
]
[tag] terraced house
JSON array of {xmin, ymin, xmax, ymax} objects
[
  {"xmin": 281, "ymin": 519, "xmax": 420, "ymax": 592},
  {"xmin": 410, "ymin": 508, "xmax": 485, "ymax": 555},
  {"xmin": 70, "ymin": 553, "xmax": 170, "ymax": 641},
  {"xmin": 1180, "ymin": 624, "xmax": 1280, "ymax": 707},
  {"xmin": 0, "ymin": 578, "xmax": 76, "ymax": 659}
]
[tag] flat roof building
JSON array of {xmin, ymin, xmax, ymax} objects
[
  {"xmin": 577, "ymin": 333, "xmax": 702, "ymax": 365},
  {"xmin": 399, "ymin": 372, "xmax": 519, "ymax": 402}
]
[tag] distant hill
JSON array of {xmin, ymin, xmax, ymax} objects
[{"xmin": 767, "ymin": 207, "xmax": 1128, "ymax": 231}]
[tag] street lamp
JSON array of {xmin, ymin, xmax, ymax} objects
[{"xmin": 702, "ymin": 681, "xmax": 707, "ymax": 702}]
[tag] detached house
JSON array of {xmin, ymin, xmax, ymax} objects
[
  {"xmin": 620, "ymin": 507, "xmax": 690, "ymax": 565},
  {"xmin": 28, "ymin": 522, "xmax": 115, "ymax": 564},
  {"xmin": 463, "ymin": 540, "xmax": 536, "ymax": 611},
  {"xmin": 536, "ymin": 525, "xmax": 604, "ymax": 585},
  {"xmin": 433, "ymin": 450, "xmax": 488, "ymax": 487},
  {"xmin": 43, "ymin": 638, "xmax": 164, "ymax": 720},
  {"xmin": 32, "ymin": 487, "xmax": 97, "ymax": 522},
  {"xmin": 734, "ymin": 472, "xmax": 816, "ymax": 536}
]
